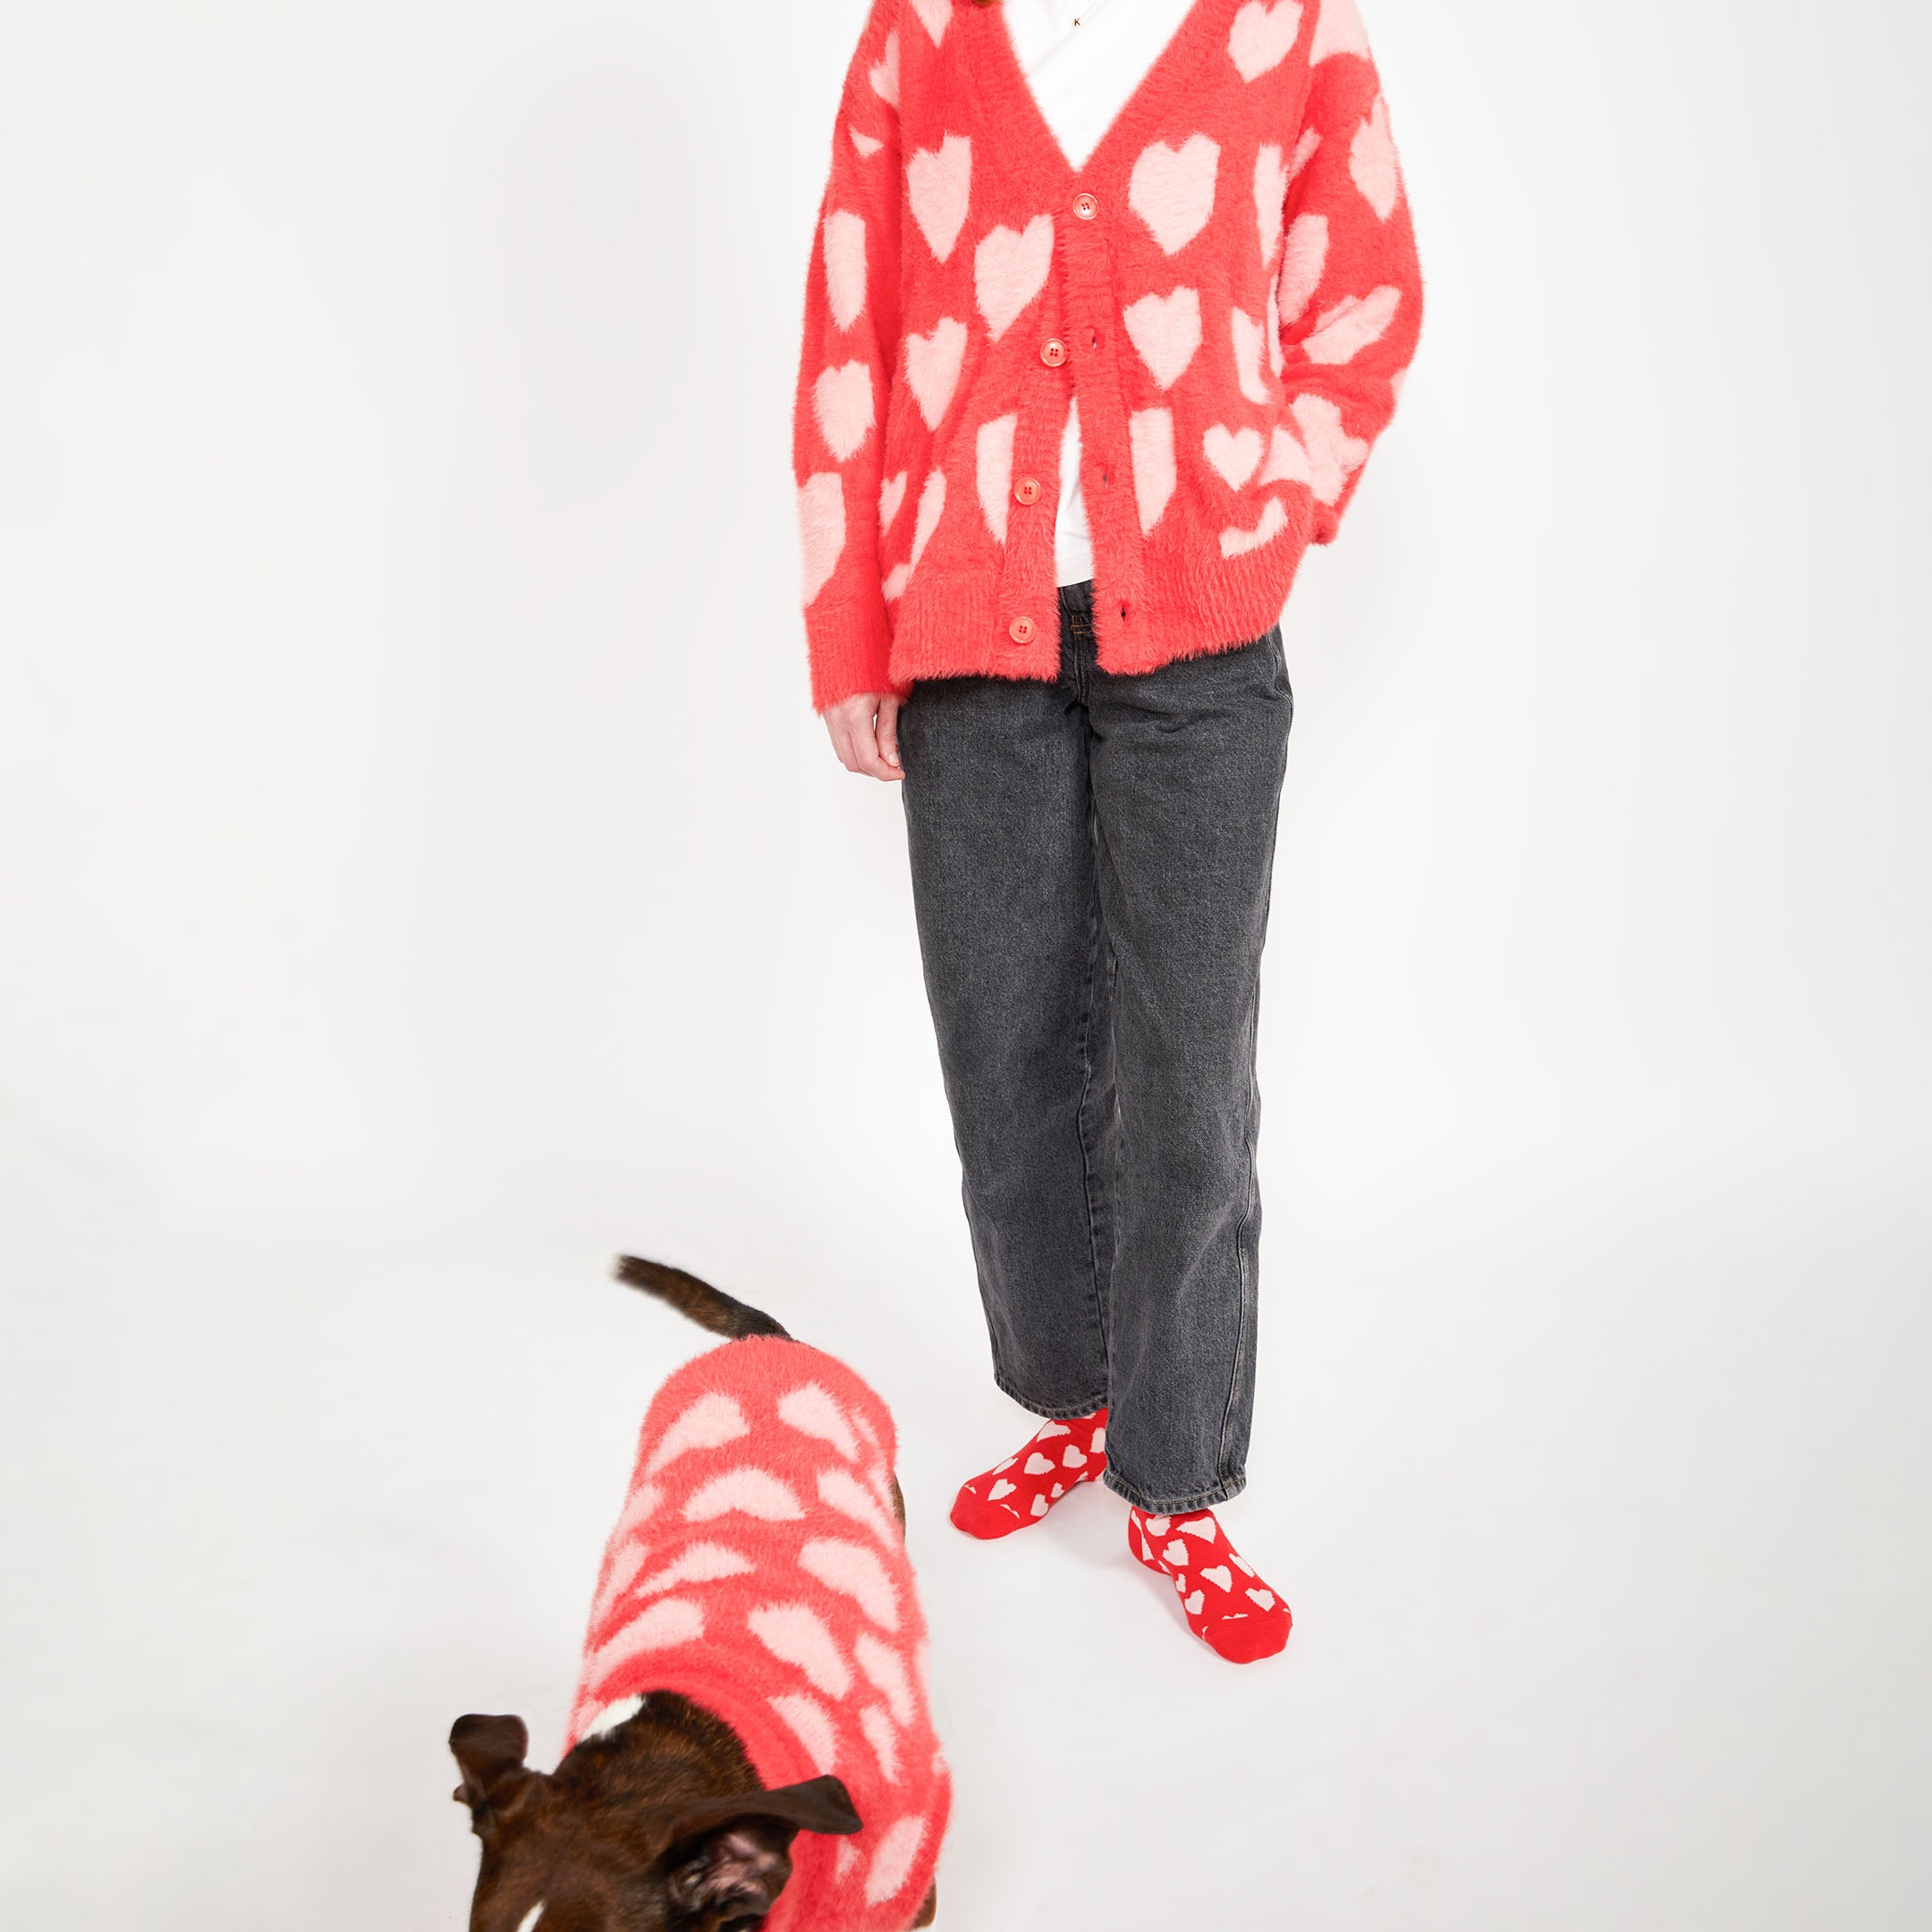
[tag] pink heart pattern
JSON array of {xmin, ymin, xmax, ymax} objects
[
  {"xmin": 1128, "ymin": 135, "xmax": 1221, "ymax": 255},
  {"xmin": 1349, "ymin": 97, "xmax": 1402, "ymax": 220},
  {"xmin": 1123, "ymin": 286, "xmax": 1202, "ymax": 391},
  {"xmin": 564, "ymin": 1346, "xmax": 949, "ymax": 1928},
  {"xmin": 907, "ymin": 134, "xmax": 972, "ymax": 263},
  {"xmin": 1228, "ymin": 0, "xmax": 1304, "ymax": 82},
  {"xmin": 974, "ymin": 216, "xmax": 1055, "ymax": 339}
]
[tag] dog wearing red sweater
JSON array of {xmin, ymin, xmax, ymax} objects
[{"xmin": 451, "ymin": 1259, "xmax": 946, "ymax": 1932}]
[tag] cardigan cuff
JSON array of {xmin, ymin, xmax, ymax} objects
[{"xmin": 808, "ymin": 595, "xmax": 902, "ymax": 712}]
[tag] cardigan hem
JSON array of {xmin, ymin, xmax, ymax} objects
[{"xmin": 887, "ymin": 506, "xmax": 1311, "ymax": 687}]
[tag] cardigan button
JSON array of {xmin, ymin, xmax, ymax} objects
[
  {"xmin": 1072, "ymin": 191, "xmax": 1098, "ymax": 221},
  {"xmin": 1008, "ymin": 615, "xmax": 1038, "ymax": 645},
  {"xmin": 1013, "ymin": 476, "xmax": 1041, "ymax": 506},
  {"xmin": 1039, "ymin": 338, "xmax": 1068, "ymax": 367}
]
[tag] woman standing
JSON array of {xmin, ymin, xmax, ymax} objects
[{"xmin": 794, "ymin": 0, "xmax": 1419, "ymax": 1662}]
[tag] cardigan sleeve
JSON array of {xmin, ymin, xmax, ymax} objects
[
  {"xmin": 1273, "ymin": 42, "xmax": 1423, "ymax": 545},
  {"xmin": 792, "ymin": 0, "xmax": 907, "ymax": 712}
]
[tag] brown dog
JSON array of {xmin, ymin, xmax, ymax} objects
[{"xmin": 451, "ymin": 1259, "xmax": 942, "ymax": 1931}]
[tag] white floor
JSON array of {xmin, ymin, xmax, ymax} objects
[{"xmin": 9, "ymin": 1148, "xmax": 1928, "ymax": 1929}]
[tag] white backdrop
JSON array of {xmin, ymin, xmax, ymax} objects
[{"xmin": 4, "ymin": 2, "xmax": 1929, "ymax": 1926}]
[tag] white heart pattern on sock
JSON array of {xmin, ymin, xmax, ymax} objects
[
  {"xmin": 987, "ymin": 1479, "xmax": 1014, "ymax": 1501},
  {"xmin": 1130, "ymin": 1506, "xmax": 1291, "ymax": 1656},
  {"xmin": 1024, "ymin": 1453, "xmax": 1055, "ymax": 1476},
  {"xmin": 1063, "ymin": 1445, "xmax": 1087, "ymax": 1468}
]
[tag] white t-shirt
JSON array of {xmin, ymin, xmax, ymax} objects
[{"xmin": 999, "ymin": 0, "xmax": 1200, "ymax": 587}]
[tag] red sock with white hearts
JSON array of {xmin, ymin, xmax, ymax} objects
[
  {"xmin": 1128, "ymin": 1505, "xmax": 1292, "ymax": 1663},
  {"xmin": 950, "ymin": 1408, "xmax": 1109, "ymax": 1538}
]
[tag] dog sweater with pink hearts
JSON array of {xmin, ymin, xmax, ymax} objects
[{"xmin": 564, "ymin": 1338, "xmax": 949, "ymax": 1931}]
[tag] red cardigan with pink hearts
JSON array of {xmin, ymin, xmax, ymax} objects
[
  {"xmin": 564, "ymin": 1339, "xmax": 948, "ymax": 1932},
  {"xmin": 792, "ymin": 0, "xmax": 1422, "ymax": 709}
]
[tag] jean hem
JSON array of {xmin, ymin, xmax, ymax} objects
[
  {"xmin": 1101, "ymin": 1466, "xmax": 1247, "ymax": 1513},
  {"xmin": 992, "ymin": 1371, "xmax": 1110, "ymax": 1423}
]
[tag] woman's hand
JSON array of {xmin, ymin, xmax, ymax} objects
[{"xmin": 823, "ymin": 692, "xmax": 904, "ymax": 782}]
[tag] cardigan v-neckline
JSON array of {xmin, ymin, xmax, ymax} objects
[{"xmin": 970, "ymin": 0, "xmax": 1219, "ymax": 183}]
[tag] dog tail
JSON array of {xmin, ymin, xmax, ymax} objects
[{"xmin": 613, "ymin": 1255, "xmax": 792, "ymax": 1342}]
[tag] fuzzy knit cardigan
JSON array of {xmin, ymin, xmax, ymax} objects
[
  {"xmin": 792, "ymin": 0, "xmax": 1421, "ymax": 709},
  {"xmin": 564, "ymin": 1339, "xmax": 949, "ymax": 1932}
]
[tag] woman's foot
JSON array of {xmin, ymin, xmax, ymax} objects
[
  {"xmin": 1128, "ymin": 1506, "xmax": 1292, "ymax": 1663},
  {"xmin": 950, "ymin": 1408, "xmax": 1109, "ymax": 1538}
]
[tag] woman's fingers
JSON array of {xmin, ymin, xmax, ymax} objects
[
  {"xmin": 876, "ymin": 696, "xmax": 903, "ymax": 776},
  {"xmin": 824, "ymin": 695, "xmax": 904, "ymax": 782}
]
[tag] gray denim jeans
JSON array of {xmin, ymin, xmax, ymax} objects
[{"xmin": 899, "ymin": 580, "xmax": 1293, "ymax": 1512}]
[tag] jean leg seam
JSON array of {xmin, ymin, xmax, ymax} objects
[
  {"xmin": 1216, "ymin": 1017, "xmax": 1259, "ymax": 1487},
  {"xmin": 1071, "ymin": 771, "xmax": 1112, "ymax": 1398},
  {"xmin": 1215, "ymin": 830, "xmax": 1279, "ymax": 1488}
]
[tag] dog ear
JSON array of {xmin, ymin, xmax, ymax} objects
[
  {"xmin": 661, "ymin": 1777, "xmax": 862, "ymax": 1922},
  {"xmin": 449, "ymin": 1714, "xmax": 538, "ymax": 1826}
]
